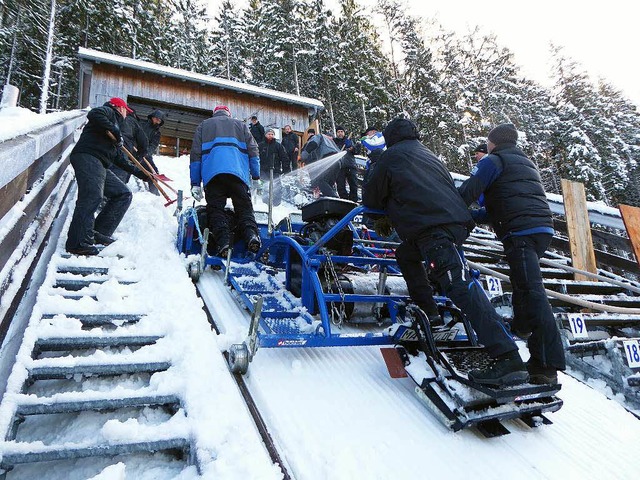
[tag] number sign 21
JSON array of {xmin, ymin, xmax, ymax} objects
[{"xmin": 567, "ymin": 313, "xmax": 589, "ymax": 339}]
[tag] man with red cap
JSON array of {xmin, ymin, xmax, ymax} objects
[
  {"xmin": 65, "ymin": 97, "xmax": 147, "ymax": 256},
  {"xmin": 190, "ymin": 105, "xmax": 261, "ymax": 256}
]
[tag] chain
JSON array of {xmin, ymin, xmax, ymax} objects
[{"xmin": 322, "ymin": 248, "xmax": 346, "ymax": 327}]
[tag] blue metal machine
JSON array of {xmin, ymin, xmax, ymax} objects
[
  {"xmin": 176, "ymin": 197, "xmax": 562, "ymax": 436},
  {"xmin": 177, "ymin": 199, "xmax": 464, "ymax": 353}
]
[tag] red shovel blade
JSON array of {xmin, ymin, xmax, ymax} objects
[
  {"xmin": 380, "ymin": 347, "xmax": 408, "ymax": 378},
  {"xmin": 154, "ymin": 173, "xmax": 173, "ymax": 182}
]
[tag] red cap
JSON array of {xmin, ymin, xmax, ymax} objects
[
  {"xmin": 213, "ymin": 105, "xmax": 231, "ymax": 115},
  {"xmin": 109, "ymin": 97, "xmax": 133, "ymax": 113}
]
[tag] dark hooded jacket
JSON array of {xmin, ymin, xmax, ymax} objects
[
  {"xmin": 71, "ymin": 103, "xmax": 139, "ymax": 175},
  {"xmin": 140, "ymin": 109, "xmax": 166, "ymax": 157},
  {"xmin": 362, "ymin": 118, "xmax": 474, "ymax": 241},
  {"xmin": 120, "ymin": 114, "xmax": 148, "ymax": 160}
]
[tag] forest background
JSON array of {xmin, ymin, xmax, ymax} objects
[{"xmin": 2, "ymin": 0, "xmax": 640, "ymax": 207}]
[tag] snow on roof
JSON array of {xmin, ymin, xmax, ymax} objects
[{"xmin": 78, "ymin": 47, "xmax": 324, "ymax": 111}]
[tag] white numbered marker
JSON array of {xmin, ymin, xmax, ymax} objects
[
  {"xmin": 485, "ymin": 276, "xmax": 503, "ymax": 297},
  {"xmin": 623, "ymin": 340, "xmax": 640, "ymax": 368},
  {"xmin": 567, "ymin": 313, "xmax": 589, "ymax": 339}
]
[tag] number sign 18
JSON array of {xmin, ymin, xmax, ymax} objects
[
  {"xmin": 623, "ymin": 340, "xmax": 640, "ymax": 368},
  {"xmin": 567, "ymin": 313, "xmax": 589, "ymax": 339}
]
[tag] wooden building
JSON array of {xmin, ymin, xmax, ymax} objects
[{"xmin": 77, "ymin": 48, "xmax": 324, "ymax": 156}]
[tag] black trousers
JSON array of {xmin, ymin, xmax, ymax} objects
[
  {"xmin": 398, "ymin": 226, "xmax": 517, "ymax": 358},
  {"xmin": 336, "ymin": 166, "xmax": 359, "ymax": 202},
  {"xmin": 503, "ymin": 234, "xmax": 566, "ymax": 370},
  {"xmin": 66, "ymin": 153, "xmax": 132, "ymax": 250},
  {"xmin": 204, "ymin": 174, "xmax": 258, "ymax": 250}
]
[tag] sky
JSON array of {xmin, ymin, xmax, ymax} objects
[{"xmin": 367, "ymin": 0, "xmax": 640, "ymax": 106}]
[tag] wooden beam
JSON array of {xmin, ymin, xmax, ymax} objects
[
  {"xmin": 561, "ymin": 179, "xmax": 597, "ymax": 281},
  {"xmin": 618, "ymin": 204, "xmax": 640, "ymax": 268}
]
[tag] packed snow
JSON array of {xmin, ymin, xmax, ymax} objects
[{"xmin": 0, "ymin": 106, "xmax": 85, "ymax": 143}]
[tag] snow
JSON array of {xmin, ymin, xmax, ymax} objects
[
  {"xmin": 0, "ymin": 106, "xmax": 85, "ymax": 143},
  {"xmin": 0, "ymin": 151, "xmax": 639, "ymax": 478}
]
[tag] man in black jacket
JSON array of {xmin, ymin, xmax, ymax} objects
[
  {"xmin": 363, "ymin": 117, "xmax": 528, "ymax": 387},
  {"xmin": 281, "ymin": 124, "xmax": 299, "ymax": 172},
  {"xmin": 66, "ymin": 98, "xmax": 147, "ymax": 256},
  {"xmin": 458, "ymin": 123, "xmax": 565, "ymax": 384},
  {"xmin": 139, "ymin": 109, "xmax": 166, "ymax": 173},
  {"xmin": 249, "ymin": 115, "xmax": 265, "ymax": 145},
  {"xmin": 258, "ymin": 129, "xmax": 289, "ymax": 206}
]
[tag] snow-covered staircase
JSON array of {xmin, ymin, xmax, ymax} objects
[{"xmin": 0, "ymin": 255, "xmax": 194, "ymax": 478}]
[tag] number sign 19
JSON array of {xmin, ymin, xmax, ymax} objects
[
  {"xmin": 485, "ymin": 276, "xmax": 503, "ymax": 297},
  {"xmin": 623, "ymin": 340, "xmax": 640, "ymax": 368},
  {"xmin": 567, "ymin": 313, "xmax": 589, "ymax": 339}
]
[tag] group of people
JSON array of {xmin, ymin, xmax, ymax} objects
[
  {"xmin": 362, "ymin": 119, "xmax": 565, "ymax": 387},
  {"xmin": 65, "ymin": 97, "xmax": 166, "ymax": 256},
  {"xmin": 66, "ymin": 99, "xmax": 564, "ymax": 388}
]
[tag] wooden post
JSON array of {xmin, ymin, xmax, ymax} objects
[
  {"xmin": 619, "ymin": 204, "xmax": 640, "ymax": 268},
  {"xmin": 561, "ymin": 179, "xmax": 597, "ymax": 281}
]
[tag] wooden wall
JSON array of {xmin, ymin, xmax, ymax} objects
[{"xmin": 87, "ymin": 64, "xmax": 312, "ymax": 131}]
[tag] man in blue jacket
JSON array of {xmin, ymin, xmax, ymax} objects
[
  {"xmin": 190, "ymin": 105, "xmax": 261, "ymax": 256},
  {"xmin": 458, "ymin": 123, "xmax": 565, "ymax": 384},
  {"xmin": 363, "ymin": 117, "xmax": 528, "ymax": 387},
  {"xmin": 66, "ymin": 97, "xmax": 147, "ymax": 256}
]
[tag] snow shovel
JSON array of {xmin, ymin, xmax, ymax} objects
[{"xmin": 106, "ymin": 131, "xmax": 175, "ymax": 207}]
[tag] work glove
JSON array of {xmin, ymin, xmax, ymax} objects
[
  {"xmin": 191, "ymin": 186, "xmax": 203, "ymax": 202},
  {"xmin": 374, "ymin": 216, "xmax": 394, "ymax": 238},
  {"xmin": 252, "ymin": 178, "xmax": 263, "ymax": 194},
  {"xmin": 114, "ymin": 135, "xmax": 124, "ymax": 148}
]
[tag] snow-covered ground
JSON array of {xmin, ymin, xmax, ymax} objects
[
  {"xmin": 156, "ymin": 155, "xmax": 640, "ymax": 479},
  {"xmin": 0, "ymin": 153, "xmax": 638, "ymax": 479}
]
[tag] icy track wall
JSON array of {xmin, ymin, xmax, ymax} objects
[{"xmin": 0, "ymin": 111, "xmax": 87, "ymax": 347}]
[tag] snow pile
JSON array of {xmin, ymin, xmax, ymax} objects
[{"xmin": 0, "ymin": 106, "xmax": 85, "ymax": 143}]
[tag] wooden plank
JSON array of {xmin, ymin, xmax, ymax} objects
[
  {"xmin": 619, "ymin": 204, "xmax": 640, "ymax": 268},
  {"xmin": 561, "ymin": 179, "xmax": 597, "ymax": 281},
  {"xmin": 0, "ymin": 170, "xmax": 28, "ymax": 222}
]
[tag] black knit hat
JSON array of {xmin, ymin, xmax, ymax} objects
[
  {"xmin": 336, "ymin": 125, "xmax": 346, "ymax": 132},
  {"xmin": 487, "ymin": 123, "xmax": 518, "ymax": 146},
  {"xmin": 383, "ymin": 118, "xmax": 420, "ymax": 148},
  {"xmin": 473, "ymin": 143, "xmax": 488, "ymax": 154}
]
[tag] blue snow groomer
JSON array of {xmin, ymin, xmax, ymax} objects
[{"xmin": 177, "ymin": 196, "xmax": 562, "ymax": 436}]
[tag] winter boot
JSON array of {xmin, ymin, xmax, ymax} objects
[
  {"xmin": 468, "ymin": 350, "xmax": 529, "ymax": 387},
  {"xmin": 66, "ymin": 245, "xmax": 99, "ymax": 256},
  {"xmin": 527, "ymin": 362, "xmax": 559, "ymax": 385},
  {"xmin": 94, "ymin": 231, "xmax": 115, "ymax": 246}
]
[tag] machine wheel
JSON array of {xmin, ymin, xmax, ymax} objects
[
  {"xmin": 188, "ymin": 261, "xmax": 201, "ymax": 283},
  {"xmin": 228, "ymin": 342, "xmax": 250, "ymax": 375}
]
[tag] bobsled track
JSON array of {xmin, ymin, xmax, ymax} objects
[{"xmin": 1, "ymin": 151, "xmax": 640, "ymax": 478}]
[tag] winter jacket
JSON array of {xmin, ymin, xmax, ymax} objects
[
  {"xmin": 249, "ymin": 121, "xmax": 265, "ymax": 144},
  {"xmin": 190, "ymin": 110, "xmax": 260, "ymax": 188},
  {"xmin": 458, "ymin": 144, "xmax": 553, "ymax": 239},
  {"xmin": 71, "ymin": 103, "xmax": 139, "ymax": 175},
  {"xmin": 362, "ymin": 119, "xmax": 474, "ymax": 242},
  {"xmin": 121, "ymin": 115, "xmax": 148, "ymax": 160},
  {"xmin": 300, "ymin": 134, "xmax": 340, "ymax": 165},
  {"xmin": 281, "ymin": 131, "xmax": 299, "ymax": 170},
  {"xmin": 258, "ymin": 138, "xmax": 289, "ymax": 175},
  {"xmin": 139, "ymin": 109, "xmax": 166, "ymax": 157}
]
